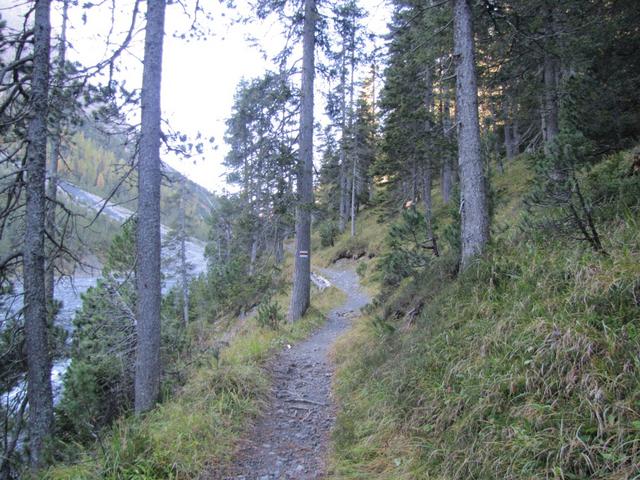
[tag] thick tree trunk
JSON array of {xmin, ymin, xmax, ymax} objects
[
  {"xmin": 45, "ymin": 0, "xmax": 69, "ymax": 322},
  {"xmin": 135, "ymin": 0, "xmax": 166, "ymax": 414},
  {"xmin": 454, "ymin": 0, "xmax": 490, "ymax": 270},
  {"xmin": 289, "ymin": 0, "xmax": 315, "ymax": 322},
  {"xmin": 24, "ymin": 0, "xmax": 53, "ymax": 469}
]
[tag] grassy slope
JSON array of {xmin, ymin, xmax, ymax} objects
[
  {"xmin": 327, "ymin": 151, "xmax": 640, "ymax": 479},
  {"xmin": 45, "ymin": 266, "xmax": 346, "ymax": 479}
]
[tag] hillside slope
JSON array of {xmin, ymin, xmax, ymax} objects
[
  {"xmin": 326, "ymin": 150, "xmax": 640, "ymax": 479},
  {"xmin": 60, "ymin": 125, "xmax": 216, "ymax": 241},
  {"xmin": 0, "ymin": 124, "xmax": 216, "ymax": 266}
]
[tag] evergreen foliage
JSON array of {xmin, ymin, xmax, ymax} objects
[
  {"xmin": 379, "ymin": 207, "xmax": 433, "ymax": 286},
  {"xmin": 256, "ymin": 298, "xmax": 284, "ymax": 330},
  {"xmin": 56, "ymin": 221, "xmax": 138, "ymax": 443},
  {"xmin": 2, "ymin": 0, "xmax": 640, "ymax": 475},
  {"xmin": 330, "ymin": 151, "xmax": 640, "ymax": 479},
  {"xmin": 56, "ymin": 219, "xmax": 188, "ymax": 446}
]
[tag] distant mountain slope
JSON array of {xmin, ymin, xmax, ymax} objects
[
  {"xmin": 60, "ymin": 124, "xmax": 216, "ymax": 241},
  {"xmin": 58, "ymin": 179, "xmax": 207, "ymax": 277}
]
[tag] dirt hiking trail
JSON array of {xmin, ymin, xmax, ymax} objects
[{"xmin": 210, "ymin": 261, "xmax": 369, "ymax": 480}]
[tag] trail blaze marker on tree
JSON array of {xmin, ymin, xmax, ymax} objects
[{"xmin": 299, "ymin": 250, "xmax": 309, "ymax": 258}]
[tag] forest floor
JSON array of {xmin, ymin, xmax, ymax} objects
[{"xmin": 208, "ymin": 260, "xmax": 370, "ymax": 480}]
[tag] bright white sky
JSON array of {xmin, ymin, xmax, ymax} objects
[{"xmin": 9, "ymin": 0, "xmax": 392, "ymax": 193}]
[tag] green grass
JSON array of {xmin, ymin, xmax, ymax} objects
[
  {"xmin": 44, "ymin": 284, "xmax": 343, "ymax": 480},
  {"xmin": 314, "ymin": 207, "xmax": 388, "ymax": 267},
  {"xmin": 327, "ymin": 151, "xmax": 640, "ymax": 479}
]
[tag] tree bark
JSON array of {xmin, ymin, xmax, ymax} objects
[
  {"xmin": 421, "ymin": 164, "xmax": 433, "ymax": 236},
  {"xmin": 542, "ymin": 50, "xmax": 559, "ymax": 151},
  {"xmin": 542, "ymin": 6, "xmax": 559, "ymax": 155},
  {"xmin": 350, "ymin": 156, "xmax": 357, "ymax": 237},
  {"xmin": 23, "ymin": 0, "xmax": 53, "ymax": 469},
  {"xmin": 441, "ymin": 88, "xmax": 453, "ymax": 204},
  {"xmin": 289, "ymin": 0, "xmax": 315, "ymax": 322},
  {"xmin": 135, "ymin": 0, "xmax": 166, "ymax": 414},
  {"xmin": 422, "ymin": 66, "xmax": 434, "ymax": 227},
  {"xmin": 453, "ymin": 0, "xmax": 489, "ymax": 269},
  {"xmin": 45, "ymin": 0, "xmax": 69, "ymax": 323},
  {"xmin": 274, "ymin": 220, "xmax": 284, "ymax": 264},
  {"xmin": 249, "ymin": 172, "xmax": 262, "ymax": 276},
  {"xmin": 503, "ymin": 93, "xmax": 516, "ymax": 160},
  {"xmin": 338, "ymin": 50, "xmax": 348, "ymax": 232}
]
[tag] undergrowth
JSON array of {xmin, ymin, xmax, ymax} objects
[
  {"xmin": 314, "ymin": 208, "xmax": 387, "ymax": 267},
  {"xmin": 44, "ymin": 285, "xmax": 344, "ymax": 480},
  {"xmin": 328, "ymin": 150, "xmax": 640, "ymax": 479}
]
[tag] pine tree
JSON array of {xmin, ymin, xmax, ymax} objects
[
  {"xmin": 135, "ymin": 0, "xmax": 166, "ymax": 414},
  {"xmin": 453, "ymin": 0, "xmax": 489, "ymax": 269},
  {"xmin": 23, "ymin": 0, "xmax": 54, "ymax": 469},
  {"xmin": 289, "ymin": 0, "xmax": 316, "ymax": 322}
]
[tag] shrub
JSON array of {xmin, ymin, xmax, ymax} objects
[
  {"xmin": 378, "ymin": 207, "xmax": 432, "ymax": 286},
  {"xmin": 256, "ymin": 298, "xmax": 284, "ymax": 330},
  {"xmin": 319, "ymin": 220, "xmax": 339, "ymax": 247},
  {"xmin": 356, "ymin": 261, "xmax": 367, "ymax": 278}
]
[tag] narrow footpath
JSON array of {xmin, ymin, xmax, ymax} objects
[{"xmin": 213, "ymin": 261, "xmax": 369, "ymax": 480}]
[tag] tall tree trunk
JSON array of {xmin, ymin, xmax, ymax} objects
[
  {"xmin": 350, "ymin": 157, "xmax": 357, "ymax": 237},
  {"xmin": 542, "ymin": 6, "xmax": 559, "ymax": 155},
  {"xmin": 411, "ymin": 159, "xmax": 418, "ymax": 204},
  {"xmin": 249, "ymin": 173, "xmax": 262, "ymax": 276},
  {"xmin": 368, "ymin": 60, "xmax": 377, "ymax": 203},
  {"xmin": 338, "ymin": 50, "xmax": 348, "ymax": 232},
  {"xmin": 542, "ymin": 50, "xmax": 559, "ymax": 151},
  {"xmin": 421, "ymin": 164, "xmax": 433, "ymax": 236},
  {"xmin": 503, "ymin": 93, "xmax": 517, "ymax": 160},
  {"xmin": 441, "ymin": 157, "xmax": 452, "ymax": 205},
  {"xmin": 422, "ymin": 66, "xmax": 434, "ymax": 224},
  {"xmin": 249, "ymin": 237, "xmax": 258, "ymax": 275},
  {"xmin": 289, "ymin": 0, "xmax": 315, "ymax": 322},
  {"xmin": 274, "ymin": 220, "xmax": 284, "ymax": 264},
  {"xmin": 512, "ymin": 118, "xmax": 520, "ymax": 153},
  {"xmin": 24, "ymin": 0, "xmax": 53, "ymax": 469},
  {"xmin": 488, "ymin": 101, "xmax": 503, "ymax": 174},
  {"xmin": 45, "ymin": 0, "xmax": 69, "ymax": 322},
  {"xmin": 224, "ymin": 225, "xmax": 232, "ymax": 262},
  {"xmin": 454, "ymin": 0, "xmax": 489, "ymax": 269},
  {"xmin": 441, "ymin": 88, "xmax": 453, "ymax": 205},
  {"xmin": 178, "ymin": 176, "xmax": 189, "ymax": 327},
  {"xmin": 135, "ymin": 0, "xmax": 166, "ymax": 414},
  {"xmin": 504, "ymin": 123, "xmax": 517, "ymax": 160}
]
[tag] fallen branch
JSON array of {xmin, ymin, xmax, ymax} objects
[{"xmin": 284, "ymin": 397, "xmax": 327, "ymax": 407}]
